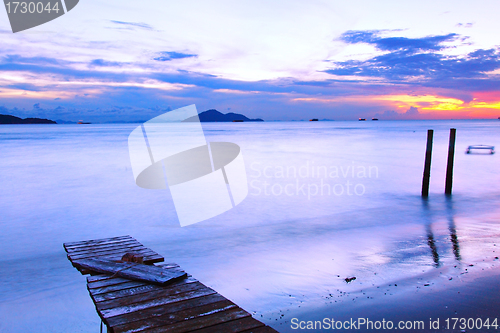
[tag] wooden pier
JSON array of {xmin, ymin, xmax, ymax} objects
[{"xmin": 64, "ymin": 235, "xmax": 278, "ymax": 333}]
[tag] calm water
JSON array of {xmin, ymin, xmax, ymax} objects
[{"xmin": 1, "ymin": 120, "xmax": 499, "ymax": 332}]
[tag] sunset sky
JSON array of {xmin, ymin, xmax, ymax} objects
[{"xmin": 1, "ymin": 0, "xmax": 500, "ymax": 122}]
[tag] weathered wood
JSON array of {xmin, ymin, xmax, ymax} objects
[
  {"xmin": 112, "ymin": 300, "xmax": 237, "ymax": 332},
  {"xmin": 65, "ymin": 236, "xmax": 278, "ymax": 333},
  {"xmin": 87, "ymin": 269, "xmax": 185, "ymax": 290},
  {"xmin": 87, "ymin": 269, "xmax": 187, "ymax": 290},
  {"xmin": 88, "ymin": 275, "xmax": 133, "ymax": 285},
  {"xmin": 64, "ymin": 235, "xmax": 133, "ymax": 249},
  {"xmin": 91, "ymin": 277, "xmax": 198, "ymax": 303},
  {"xmin": 69, "ymin": 247, "xmax": 157, "ymax": 261},
  {"xmin": 141, "ymin": 307, "xmax": 251, "ymax": 333},
  {"xmin": 71, "ymin": 253, "xmax": 164, "ymax": 268},
  {"xmin": 240, "ymin": 326, "xmax": 280, "ymax": 333},
  {"xmin": 189, "ymin": 316, "xmax": 265, "ymax": 333},
  {"xmin": 445, "ymin": 128, "xmax": 456, "ymax": 195},
  {"xmin": 65, "ymin": 240, "xmax": 140, "ymax": 254},
  {"xmin": 90, "ymin": 281, "xmax": 151, "ymax": 296},
  {"xmin": 96, "ymin": 281, "xmax": 210, "ymax": 311},
  {"xmin": 106, "ymin": 293, "xmax": 229, "ymax": 327},
  {"xmin": 64, "ymin": 236, "xmax": 165, "ymax": 275},
  {"xmin": 67, "ymin": 242, "xmax": 146, "ymax": 256},
  {"xmin": 73, "ymin": 258, "xmax": 186, "ymax": 285},
  {"xmin": 100, "ymin": 288, "xmax": 217, "ymax": 319},
  {"xmin": 421, "ymin": 129, "xmax": 433, "ymax": 197}
]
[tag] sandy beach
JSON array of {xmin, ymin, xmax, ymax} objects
[{"xmin": 277, "ymin": 262, "xmax": 500, "ymax": 332}]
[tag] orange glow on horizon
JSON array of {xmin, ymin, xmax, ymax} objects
[{"xmin": 292, "ymin": 93, "xmax": 500, "ymax": 118}]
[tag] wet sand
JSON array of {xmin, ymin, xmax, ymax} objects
[{"xmin": 275, "ymin": 266, "xmax": 500, "ymax": 332}]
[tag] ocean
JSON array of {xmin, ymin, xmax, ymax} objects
[{"xmin": 1, "ymin": 120, "xmax": 499, "ymax": 332}]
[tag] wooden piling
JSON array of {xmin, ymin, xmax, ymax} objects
[
  {"xmin": 445, "ymin": 128, "xmax": 456, "ymax": 195},
  {"xmin": 422, "ymin": 129, "xmax": 433, "ymax": 197}
]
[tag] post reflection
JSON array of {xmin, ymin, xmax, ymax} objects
[
  {"xmin": 446, "ymin": 196, "xmax": 461, "ymax": 261},
  {"xmin": 426, "ymin": 224, "xmax": 440, "ymax": 267},
  {"xmin": 421, "ymin": 196, "xmax": 461, "ymax": 267},
  {"xmin": 422, "ymin": 198, "xmax": 440, "ymax": 267}
]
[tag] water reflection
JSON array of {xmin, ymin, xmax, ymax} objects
[
  {"xmin": 446, "ymin": 197, "xmax": 461, "ymax": 261},
  {"xmin": 426, "ymin": 225, "xmax": 440, "ymax": 267},
  {"xmin": 422, "ymin": 196, "xmax": 462, "ymax": 267}
]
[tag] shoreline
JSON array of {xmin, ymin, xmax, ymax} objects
[{"xmin": 270, "ymin": 263, "xmax": 500, "ymax": 332}]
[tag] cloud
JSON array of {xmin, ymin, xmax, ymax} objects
[
  {"xmin": 90, "ymin": 59, "xmax": 124, "ymax": 67},
  {"xmin": 0, "ymin": 54, "xmax": 133, "ymax": 81},
  {"xmin": 374, "ymin": 106, "xmax": 422, "ymax": 120},
  {"xmin": 153, "ymin": 52, "xmax": 197, "ymax": 62},
  {"xmin": 339, "ymin": 30, "xmax": 458, "ymax": 53},
  {"xmin": 6, "ymin": 83, "xmax": 42, "ymax": 91},
  {"xmin": 327, "ymin": 30, "xmax": 500, "ymax": 90},
  {"xmin": 405, "ymin": 106, "xmax": 419, "ymax": 115},
  {"xmin": 2, "ymin": 55, "xmax": 64, "ymax": 66},
  {"xmin": 110, "ymin": 20, "xmax": 153, "ymax": 30}
]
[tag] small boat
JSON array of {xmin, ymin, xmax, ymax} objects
[
  {"xmin": 372, "ymin": 118, "xmax": 379, "ymax": 121},
  {"xmin": 77, "ymin": 120, "xmax": 91, "ymax": 124},
  {"xmin": 309, "ymin": 119, "xmax": 318, "ymax": 121},
  {"xmin": 232, "ymin": 120, "xmax": 244, "ymax": 122},
  {"xmin": 358, "ymin": 118, "xmax": 366, "ymax": 121},
  {"xmin": 466, "ymin": 145, "xmax": 495, "ymax": 154}
]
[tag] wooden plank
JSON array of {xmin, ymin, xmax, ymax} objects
[
  {"xmin": 87, "ymin": 264, "xmax": 181, "ymax": 284},
  {"xmin": 189, "ymin": 316, "xmax": 265, "ymax": 333},
  {"xmin": 240, "ymin": 326, "xmax": 279, "ymax": 333},
  {"xmin": 91, "ymin": 277, "xmax": 197, "ymax": 303},
  {"xmin": 88, "ymin": 273, "xmax": 191, "ymax": 295},
  {"xmin": 90, "ymin": 281, "xmax": 150, "ymax": 296},
  {"xmin": 64, "ymin": 235, "xmax": 132, "ymax": 248},
  {"xmin": 64, "ymin": 235, "xmax": 133, "ymax": 249},
  {"xmin": 96, "ymin": 281, "xmax": 209, "ymax": 311},
  {"xmin": 66, "ymin": 240, "xmax": 142, "ymax": 254},
  {"xmin": 71, "ymin": 253, "xmax": 164, "ymax": 267},
  {"xmin": 69, "ymin": 248, "xmax": 153, "ymax": 262},
  {"xmin": 88, "ymin": 272, "xmax": 187, "ymax": 290},
  {"xmin": 70, "ymin": 256, "xmax": 164, "ymax": 276},
  {"xmin": 138, "ymin": 255, "xmax": 164, "ymax": 265},
  {"xmin": 140, "ymin": 307, "xmax": 250, "ymax": 333},
  {"xmin": 69, "ymin": 246, "xmax": 157, "ymax": 261},
  {"xmin": 106, "ymin": 293, "xmax": 228, "ymax": 328},
  {"xmin": 112, "ymin": 300, "xmax": 237, "ymax": 332},
  {"xmin": 100, "ymin": 288, "xmax": 217, "ymax": 319},
  {"xmin": 88, "ymin": 276, "xmax": 137, "ymax": 288},
  {"xmin": 65, "ymin": 239, "xmax": 140, "ymax": 253},
  {"xmin": 73, "ymin": 258, "xmax": 186, "ymax": 285}
]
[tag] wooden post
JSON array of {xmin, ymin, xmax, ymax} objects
[
  {"xmin": 422, "ymin": 129, "xmax": 433, "ymax": 197},
  {"xmin": 445, "ymin": 128, "xmax": 456, "ymax": 195}
]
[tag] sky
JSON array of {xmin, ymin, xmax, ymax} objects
[{"xmin": 1, "ymin": 0, "xmax": 500, "ymax": 122}]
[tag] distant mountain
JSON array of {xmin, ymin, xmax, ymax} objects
[
  {"xmin": 182, "ymin": 109, "xmax": 264, "ymax": 122},
  {"xmin": 0, "ymin": 114, "xmax": 57, "ymax": 124}
]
